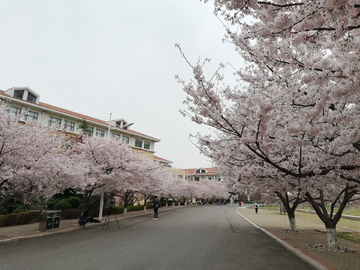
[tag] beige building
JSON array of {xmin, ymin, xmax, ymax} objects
[
  {"xmin": 0, "ymin": 86, "xmax": 160, "ymax": 155},
  {"xmin": 153, "ymin": 156, "xmax": 185, "ymax": 179},
  {"xmin": 185, "ymin": 167, "xmax": 221, "ymax": 182}
]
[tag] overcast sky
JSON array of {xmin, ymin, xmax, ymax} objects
[{"xmin": 0, "ymin": 0, "xmax": 243, "ymax": 169}]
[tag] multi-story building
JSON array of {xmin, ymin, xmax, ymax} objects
[
  {"xmin": 153, "ymin": 156, "xmax": 185, "ymax": 179},
  {"xmin": 0, "ymin": 86, "xmax": 160, "ymax": 156},
  {"xmin": 185, "ymin": 167, "xmax": 221, "ymax": 182}
]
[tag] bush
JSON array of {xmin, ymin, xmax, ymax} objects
[
  {"xmin": 103, "ymin": 206, "xmax": 124, "ymax": 215},
  {"xmin": 68, "ymin": 197, "xmax": 82, "ymax": 209},
  {"xmin": 127, "ymin": 205, "xmax": 144, "ymax": 211},
  {"xmin": 0, "ymin": 211, "xmax": 41, "ymax": 227},
  {"xmin": 54, "ymin": 200, "xmax": 71, "ymax": 210},
  {"xmin": 60, "ymin": 209, "xmax": 82, "ymax": 219},
  {"xmin": 46, "ymin": 200, "xmax": 57, "ymax": 210}
]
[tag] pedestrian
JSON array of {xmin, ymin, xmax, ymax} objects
[
  {"xmin": 255, "ymin": 203, "xmax": 259, "ymax": 214},
  {"xmin": 153, "ymin": 196, "xmax": 160, "ymax": 220}
]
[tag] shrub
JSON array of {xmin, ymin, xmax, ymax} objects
[
  {"xmin": 0, "ymin": 211, "xmax": 41, "ymax": 227},
  {"xmin": 103, "ymin": 206, "xmax": 124, "ymax": 215},
  {"xmin": 127, "ymin": 205, "xmax": 144, "ymax": 211},
  {"xmin": 54, "ymin": 200, "xmax": 71, "ymax": 210},
  {"xmin": 46, "ymin": 200, "xmax": 57, "ymax": 210},
  {"xmin": 68, "ymin": 197, "xmax": 82, "ymax": 209},
  {"xmin": 60, "ymin": 209, "xmax": 82, "ymax": 219}
]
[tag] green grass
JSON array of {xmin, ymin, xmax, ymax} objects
[
  {"xmin": 337, "ymin": 232, "xmax": 360, "ymax": 244},
  {"xmin": 262, "ymin": 205, "xmax": 360, "ymax": 243},
  {"xmin": 268, "ymin": 205, "xmax": 360, "ymax": 216},
  {"xmin": 343, "ymin": 208, "xmax": 360, "ymax": 216},
  {"xmin": 294, "ymin": 211, "xmax": 360, "ymax": 244}
]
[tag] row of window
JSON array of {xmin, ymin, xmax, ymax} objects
[
  {"xmin": 10, "ymin": 106, "xmax": 38, "ymax": 120},
  {"xmin": 10, "ymin": 106, "xmax": 151, "ymax": 150},
  {"xmin": 188, "ymin": 176, "xmax": 221, "ymax": 181}
]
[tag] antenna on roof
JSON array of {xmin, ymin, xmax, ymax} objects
[{"xmin": 107, "ymin": 113, "xmax": 112, "ymax": 139}]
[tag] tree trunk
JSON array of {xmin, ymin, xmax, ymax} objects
[
  {"xmin": 144, "ymin": 205, "xmax": 147, "ymax": 213},
  {"xmin": 275, "ymin": 191, "xmax": 305, "ymax": 232},
  {"xmin": 326, "ymin": 227, "xmax": 338, "ymax": 251},
  {"xmin": 304, "ymin": 186, "xmax": 357, "ymax": 251},
  {"xmin": 288, "ymin": 215, "xmax": 296, "ymax": 232}
]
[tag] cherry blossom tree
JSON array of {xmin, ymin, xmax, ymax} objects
[
  {"xmin": 182, "ymin": 182, "xmax": 202, "ymax": 205},
  {"xmin": 68, "ymin": 136, "xmax": 148, "ymax": 212},
  {"xmin": 177, "ymin": 0, "xmax": 360, "ymax": 250},
  {"xmin": 0, "ymin": 103, "xmax": 74, "ymax": 208},
  {"xmin": 134, "ymin": 158, "xmax": 177, "ymax": 212}
]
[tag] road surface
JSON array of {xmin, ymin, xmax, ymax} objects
[{"xmin": 0, "ymin": 205, "xmax": 315, "ymax": 270}]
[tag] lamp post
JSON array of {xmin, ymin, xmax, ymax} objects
[{"xmin": 98, "ymin": 113, "xmax": 112, "ymax": 220}]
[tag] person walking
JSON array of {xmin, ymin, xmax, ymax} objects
[
  {"xmin": 153, "ymin": 196, "xmax": 160, "ymax": 220},
  {"xmin": 255, "ymin": 203, "xmax": 259, "ymax": 214}
]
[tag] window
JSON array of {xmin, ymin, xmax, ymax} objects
[
  {"xmin": 96, "ymin": 129, "xmax": 105, "ymax": 137},
  {"xmin": 144, "ymin": 141, "xmax": 150, "ymax": 150},
  {"xmin": 178, "ymin": 175, "xmax": 183, "ymax": 179},
  {"xmin": 116, "ymin": 121, "xmax": 121, "ymax": 128},
  {"xmin": 9, "ymin": 106, "xmax": 21, "ymax": 116},
  {"xmin": 195, "ymin": 177, "xmax": 200, "ymax": 181},
  {"xmin": 122, "ymin": 136, "xmax": 129, "ymax": 144},
  {"xmin": 112, "ymin": 133, "xmax": 121, "ymax": 139},
  {"xmin": 135, "ymin": 139, "xmax": 142, "ymax": 148},
  {"xmin": 27, "ymin": 92, "xmax": 36, "ymax": 103},
  {"xmin": 25, "ymin": 111, "xmax": 38, "ymax": 121},
  {"xmin": 195, "ymin": 169, "xmax": 206, "ymax": 174},
  {"xmin": 64, "ymin": 120, "xmax": 75, "ymax": 132},
  {"xmin": 14, "ymin": 90, "xmax": 24, "ymax": 99},
  {"xmin": 48, "ymin": 116, "xmax": 61, "ymax": 127},
  {"xmin": 85, "ymin": 127, "xmax": 94, "ymax": 136}
]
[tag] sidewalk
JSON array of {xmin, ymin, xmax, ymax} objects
[
  {"xmin": 236, "ymin": 206, "xmax": 360, "ymax": 270},
  {"xmin": 0, "ymin": 207, "xmax": 164, "ymax": 243}
]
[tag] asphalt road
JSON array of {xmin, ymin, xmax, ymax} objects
[{"xmin": 0, "ymin": 205, "xmax": 315, "ymax": 270}]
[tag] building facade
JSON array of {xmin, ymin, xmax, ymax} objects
[
  {"xmin": 153, "ymin": 156, "xmax": 185, "ymax": 179},
  {"xmin": 185, "ymin": 167, "xmax": 221, "ymax": 182},
  {"xmin": 0, "ymin": 87, "xmax": 160, "ymax": 155}
]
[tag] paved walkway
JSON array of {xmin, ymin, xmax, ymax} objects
[
  {"xmin": 0, "ymin": 207, "xmax": 159, "ymax": 242},
  {"xmin": 236, "ymin": 206, "xmax": 360, "ymax": 270},
  {"xmin": 1, "ymin": 205, "xmax": 359, "ymax": 270}
]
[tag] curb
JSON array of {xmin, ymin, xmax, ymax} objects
[
  {"xmin": 235, "ymin": 209, "xmax": 329, "ymax": 270},
  {"xmin": 0, "ymin": 206, "xmax": 184, "ymax": 244}
]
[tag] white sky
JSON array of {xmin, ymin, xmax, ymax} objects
[{"xmin": 0, "ymin": 0, "xmax": 243, "ymax": 169}]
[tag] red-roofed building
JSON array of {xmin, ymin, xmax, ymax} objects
[
  {"xmin": 184, "ymin": 167, "xmax": 221, "ymax": 182},
  {"xmin": 0, "ymin": 87, "xmax": 160, "ymax": 154}
]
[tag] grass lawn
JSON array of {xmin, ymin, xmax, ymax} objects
[
  {"xmin": 261, "ymin": 205, "xmax": 360, "ymax": 243},
  {"xmin": 337, "ymin": 232, "xmax": 360, "ymax": 244},
  {"xmin": 294, "ymin": 211, "xmax": 360, "ymax": 244}
]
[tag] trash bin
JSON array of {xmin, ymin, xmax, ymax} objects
[{"xmin": 39, "ymin": 210, "xmax": 61, "ymax": 232}]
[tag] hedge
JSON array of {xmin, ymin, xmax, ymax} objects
[
  {"xmin": 0, "ymin": 205, "xmax": 154, "ymax": 227},
  {"xmin": 0, "ymin": 211, "xmax": 41, "ymax": 227}
]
